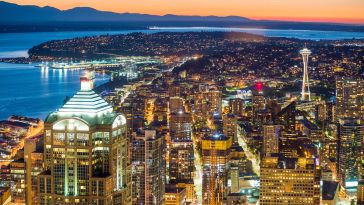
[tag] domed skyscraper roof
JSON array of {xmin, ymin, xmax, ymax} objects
[{"xmin": 45, "ymin": 71, "xmax": 125, "ymax": 126}]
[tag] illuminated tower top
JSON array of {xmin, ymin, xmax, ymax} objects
[
  {"xmin": 47, "ymin": 71, "xmax": 114, "ymax": 121},
  {"xmin": 300, "ymin": 47, "xmax": 312, "ymax": 101},
  {"xmin": 80, "ymin": 71, "xmax": 95, "ymax": 91}
]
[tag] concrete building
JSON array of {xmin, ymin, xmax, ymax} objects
[{"xmin": 201, "ymin": 133, "xmax": 232, "ymax": 205}]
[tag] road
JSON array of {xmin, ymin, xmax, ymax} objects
[
  {"xmin": 237, "ymin": 132, "xmax": 260, "ymax": 176},
  {"xmin": 193, "ymin": 135, "xmax": 203, "ymax": 205},
  {"xmin": 0, "ymin": 123, "xmax": 44, "ymax": 166}
]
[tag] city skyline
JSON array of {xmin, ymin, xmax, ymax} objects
[
  {"xmin": 4, "ymin": 0, "xmax": 364, "ymax": 24},
  {"xmin": 0, "ymin": 2, "xmax": 364, "ymax": 204}
]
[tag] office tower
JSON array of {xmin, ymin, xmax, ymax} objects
[
  {"xmin": 153, "ymin": 97, "xmax": 168, "ymax": 124},
  {"xmin": 131, "ymin": 130, "xmax": 165, "ymax": 205},
  {"xmin": 24, "ymin": 137, "xmax": 43, "ymax": 205},
  {"xmin": 223, "ymin": 114, "xmax": 238, "ymax": 143},
  {"xmin": 274, "ymin": 101, "xmax": 296, "ymax": 133},
  {"xmin": 336, "ymin": 77, "xmax": 364, "ymax": 121},
  {"xmin": 300, "ymin": 48, "xmax": 312, "ymax": 101},
  {"xmin": 338, "ymin": 118, "xmax": 364, "ymax": 188},
  {"xmin": 169, "ymin": 141, "xmax": 194, "ymax": 182},
  {"xmin": 194, "ymin": 88, "xmax": 222, "ymax": 121},
  {"xmin": 169, "ymin": 111, "xmax": 194, "ymax": 182},
  {"xmin": 169, "ymin": 112, "xmax": 192, "ymax": 141},
  {"xmin": 229, "ymin": 98, "xmax": 244, "ymax": 117},
  {"xmin": 228, "ymin": 145, "xmax": 245, "ymax": 194},
  {"xmin": 263, "ymin": 124, "xmax": 282, "ymax": 156},
  {"xmin": 315, "ymin": 102, "xmax": 327, "ymax": 122},
  {"xmin": 169, "ymin": 85, "xmax": 181, "ymax": 97},
  {"xmin": 202, "ymin": 133, "xmax": 232, "ymax": 205},
  {"xmin": 169, "ymin": 111, "xmax": 195, "ymax": 202},
  {"xmin": 252, "ymin": 92, "xmax": 265, "ymax": 123},
  {"xmin": 38, "ymin": 73, "xmax": 132, "ymax": 204},
  {"xmin": 260, "ymin": 155, "xmax": 320, "ymax": 205},
  {"xmin": 169, "ymin": 97, "xmax": 185, "ymax": 114}
]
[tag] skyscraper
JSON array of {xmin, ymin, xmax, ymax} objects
[
  {"xmin": 338, "ymin": 118, "xmax": 364, "ymax": 188},
  {"xmin": 274, "ymin": 101, "xmax": 296, "ymax": 133},
  {"xmin": 194, "ymin": 88, "xmax": 222, "ymax": 121},
  {"xmin": 38, "ymin": 73, "xmax": 131, "ymax": 204},
  {"xmin": 131, "ymin": 130, "xmax": 165, "ymax": 205},
  {"xmin": 201, "ymin": 133, "xmax": 232, "ymax": 205},
  {"xmin": 262, "ymin": 124, "xmax": 282, "ymax": 156},
  {"xmin": 260, "ymin": 155, "xmax": 320, "ymax": 205},
  {"xmin": 169, "ymin": 112, "xmax": 192, "ymax": 141},
  {"xmin": 168, "ymin": 111, "xmax": 195, "ymax": 203},
  {"xmin": 228, "ymin": 98, "xmax": 244, "ymax": 117},
  {"xmin": 24, "ymin": 137, "xmax": 43, "ymax": 205},
  {"xmin": 223, "ymin": 114, "xmax": 238, "ymax": 143},
  {"xmin": 169, "ymin": 97, "xmax": 185, "ymax": 114},
  {"xmin": 336, "ymin": 77, "xmax": 364, "ymax": 121},
  {"xmin": 300, "ymin": 48, "xmax": 312, "ymax": 101}
]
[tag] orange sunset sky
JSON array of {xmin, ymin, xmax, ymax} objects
[{"xmin": 5, "ymin": 0, "xmax": 364, "ymax": 24}]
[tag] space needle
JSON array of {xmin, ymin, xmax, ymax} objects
[{"xmin": 300, "ymin": 47, "xmax": 312, "ymax": 101}]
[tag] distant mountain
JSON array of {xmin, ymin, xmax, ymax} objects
[
  {"xmin": 0, "ymin": 1, "xmax": 363, "ymax": 33},
  {"xmin": 0, "ymin": 1, "xmax": 250, "ymax": 23}
]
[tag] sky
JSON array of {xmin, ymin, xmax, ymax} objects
[{"xmin": 6, "ymin": 0, "xmax": 364, "ymax": 24}]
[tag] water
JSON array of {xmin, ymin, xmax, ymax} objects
[
  {"xmin": 0, "ymin": 27, "xmax": 363, "ymax": 119},
  {"xmin": 0, "ymin": 63, "xmax": 109, "ymax": 119},
  {"xmin": 150, "ymin": 27, "xmax": 364, "ymax": 40}
]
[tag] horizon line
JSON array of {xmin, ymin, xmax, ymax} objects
[{"xmin": 3, "ymin": 1, "xmax": 364, "ymax": 26}]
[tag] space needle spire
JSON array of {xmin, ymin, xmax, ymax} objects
[{"xmin": 300, "ymin": 47, "xmax": 312, "ymax": 101}]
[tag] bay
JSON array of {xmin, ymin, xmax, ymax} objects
[{"xmin": 0, "ymin": 63, "xmax": 108, "ymax": 120}]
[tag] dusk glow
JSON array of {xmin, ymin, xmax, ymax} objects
[{"xmin": 6, "ymin": 0, "xmax": 364, "ymax": 24}]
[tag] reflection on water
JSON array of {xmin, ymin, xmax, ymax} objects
[{"xmin": 0, "ymin": 63, "xmax": 109, "ymax": 120}]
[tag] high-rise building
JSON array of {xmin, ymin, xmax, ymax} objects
[
  {"xmin": 252, "ymin": 93, "xmax": 265, "ymax": 122},
  {"xmin": 169, "ymin": 97, "xmax": 185, "ymax": 114},
  {"xmin": 338, "ymin": 118, "xmax": 364, "ymax": 188},
  {"xmin": 274, "ymin": 101, "xmax": 296, "ymax": 133},
  {"xmin": 38, "ymin": 73, "xmax": 132, "ymax": 204},
  {"xmin": 201, "ymin": 133, "xmax": 232, "ymax": 205},
  {"xmin": 168, "ymin": 111, "xmax": 195, "ymax": 202},
  {"xmin": 10, "ymin": 158, "xmax": 25, "ymax": 204},
  {"xmin": 24, "ymin": 137, "xmax": 43, "ymax": 205},
  {"xmin": 336, "ymin": 77, "xmax": 364, "ymax": 121},
  {"xmin": 169, "ymin": 112, "xmax": 192, "ymax": 141},
  {"xmin": 169, "ymin": 141, "xmax": 194, "ymax": 183},
  {"xmin": 300, "ymin": 48, "xmax": 312, "ymax": 101},
  {"xmin": 228, "ymin": 145, "xmax": 245, "ymax": 194},
  {"xmin": 260, "ymin": 155, "xmax": 320, "ymax": 205},
  {"xmin": 262, "ymin": 124, "xmax": 282, "ymax": 156},
  {"xmin": 131, "ymin": 130, "xmax": 165, "ymax": 205},
  {"xmin": 223, "ymin": 114, "xmax": 238, "ymax": 143},
  {"xmin": 229, "ymin": 98, "xmax": 244, "ymax": 117},
  {"xmin": 194, "ymin": 88, "xmax": 222, "ymax": 121}
]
